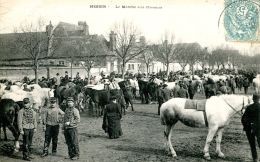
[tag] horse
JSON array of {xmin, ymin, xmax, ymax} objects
[
  {"xmin": 0, "ymin": 99, "xmax": 21, "ymax": 152},
  {"xmin": 85, "ymin": 84, "xmax": 126, "ymax": 116},
  {"xmin": 160, "ymin": 94, "xmax": 251, "ymax": 160},
  {"xmin": 252, "ymin": 74, "xmax": 260, "ymax": 94}
]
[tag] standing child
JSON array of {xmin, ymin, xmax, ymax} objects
[
  {"xmin": 63, "ymin": 97, "xmax": 80, "ymax": 160},
  {"xmin": 18, "ymin": 98, "xmax": 37, "ymax": 161},
  {"xmin": 41, "ymin": 97, "xmax": 64, "ymax": 157}
]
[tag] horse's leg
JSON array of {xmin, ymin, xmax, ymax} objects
[
  {"xmin": 203, "ymin": 126, "xmax": 218, "ymax": 160},
  {"xmin": 215, "ymin": 128, "xmax": 225, "ymax": 158},
  {"xmin": 3, "ymin": 124, "xmax": 7, "ymax": 141},
  {"xmin": 164, "ymin": 122, "xmax": 178, "ymax": 157}
]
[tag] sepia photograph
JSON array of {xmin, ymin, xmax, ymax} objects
[{"xmin": 0, "ymin": 0, "xmax": 260, "ymax": 161}]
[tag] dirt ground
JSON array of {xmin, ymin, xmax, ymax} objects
[{"xmin": 0, "ymin": 91, "xmax": 257, "ymax": 162}]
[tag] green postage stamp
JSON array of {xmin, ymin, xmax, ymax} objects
[{"xmin": 224, "ymin": 0, "xmax": 260, "ymax": 42}]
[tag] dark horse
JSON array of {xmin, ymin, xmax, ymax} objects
[
  {"xmin": 0, "ymin": 99, "xmax": 21, "ymax": 152},
  {"xmin": 118, "ymin": 80, "xmax": 134, "ymax": 111},
  {"xmin": 85, "ymin": 84, "xmax": 126, "ymax": 116},
  {"xmin": 138, "ymin": 79, "xmax": 159, "ymax": 104}
]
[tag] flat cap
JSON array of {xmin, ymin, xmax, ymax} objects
[{"xmin": 23, "ymin": 98, "xmax": 30, "ymax": 104}]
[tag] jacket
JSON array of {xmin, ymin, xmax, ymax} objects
[
  {"xmin": 63, "ymin": 107, "xmax": 80, "ymax": 129},
  {"xmin": 17, "ymin": 108, "xmax": 37, "ymax": 132}
]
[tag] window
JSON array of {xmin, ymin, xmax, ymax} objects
[
  {"xmin": 128, "ymin": 64, "xmax": 131, "ymax": 70},
  {"xmin": 59, "ymin": 61, "xmax": 64, "ymax": 65},
  {"xmin": 50, "ymin": 61, "xmax": 54, "ymax": 65},
  {"xmin": 131, "ymin": 64, "xmax": 134, "ymax": 70}
]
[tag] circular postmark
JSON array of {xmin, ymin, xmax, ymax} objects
[{"xmin": 224, "ymin": 0, "xmax": 259, "ymax": 41}]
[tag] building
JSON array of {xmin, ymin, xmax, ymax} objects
[{"xmin": 0, "ymin": 21, "xmax": 120, "ymax": 79}]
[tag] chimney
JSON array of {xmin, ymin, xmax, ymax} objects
[
  {"xmin": 109, "ymin": 31, "xmax": 117, "ymax": 51},
  {"xmin": 46, "ymin": 21, "xmax": 53, "ymax": 37},
  {"xmin": 140, "ymin": 36, "xmax": 146, "ymax": 45},
  {"xmin": 78, "ymin": 21, "xmax": 89, "ymax": 35}
]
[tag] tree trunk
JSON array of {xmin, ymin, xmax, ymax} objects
[
  {"xmin": 146, "ymin": 63, "xmax": 149, "ymax": 78},
  {"xmin": 46, "ymin": 66, "xmax": 50, "ymax": 79},
  {"xmin": 190, "ymin": 64, "xmax": 194, "ymax": 75},
  {"xmin": 166, "ymin": 62, "xmax": 169, "ymax": 76},
  {"xmin": 121, "ymin": 61, "xmax": 126, "ymax": 79},
  {"xmin": 34, "ymin": 63, "xmax": 39, "ymax": 84},
  {"xmin": 87, "ymin": 69, "xmax": 91, "ymax": 84}
]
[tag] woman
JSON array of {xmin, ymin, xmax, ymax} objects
[{"xmin": 102, "ymin": 96, "xmax": 122, "ymax": 139}]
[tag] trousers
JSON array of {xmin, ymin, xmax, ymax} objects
[
  {"xmin": 246, "ymin": 130, "xmax": 260, "ymax": 160},
  {"xmin": 64, "ymin": 128, "xmax": 80, "ymax": 158},
  {"xmin": 43, "ymin": 125, "xmax": 60, "ymax": 153},
  {"xmin": 23, "ymin": 129, "xmax": 34, "ymax": 158}
]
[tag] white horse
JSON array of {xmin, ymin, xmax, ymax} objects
[
  {"xmin": 253, "ymin": 74, "xmax": 260, "ymax": 94},
  {"xmin": 160, "ymin": 94, "xmax": 251, "ymax": 160}
]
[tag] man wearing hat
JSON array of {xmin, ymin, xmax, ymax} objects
[
  {"xmin": 109, "ymin": 72, "xmax": 120, "ymax": 90},
  {"xmin": 63, "ymin": 97, "xmax": 80, "ymax": 160},
  {"xmin": 41, "ymin": 97, "xmax": 64, "ymax": 157},
  {"xmin": 17, "ymin": 98, "xmax": 37, "ymax": 161},
  {"xmin": 176, "ymin": 82, "xmax": 189, "ymax": 98},
  {"xmin": 242, "ymin": 94, "xmax": 260, "ymax": 162}
]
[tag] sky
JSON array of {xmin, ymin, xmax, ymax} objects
[{"xmin": 0, "ymin": 0, "xmax": 260, "ymax": 54}]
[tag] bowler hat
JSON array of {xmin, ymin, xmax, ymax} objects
[
  {"xmin": 253, "ymin": 94, "xmax": 260, "ymax": 100},
  {"xmin": 67, "ymin": 97, "xmax": 74, "ymax": 102},
  {"xmin": 23, "ymin": 98, "xmax": 30, "ymax": 104}
]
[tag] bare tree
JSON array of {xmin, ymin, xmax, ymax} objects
[
  {"xmin": 197, "ymin": 47, "xmax": 209, "ymax": 70},
  {"xmin": 78, "ymin": 37, "xmax": 106, "ymax": 83},
  {"xmin": 14, "ymin": 18, "xmax": 48, "ymax": 84},
  {"xmin": 139, "ymin": 48, "xmax": 153, "ymax": 76},
  {"xmin": 13, "ymin": 18, "xmax": 60, "ymax": 83},
  {"xmin": 153, "ymin": 33, "xmax": 179, "ymax": 76},
  {"xmin": 111, "ymin": 20, "xmax": 147, "ymax": 78}
]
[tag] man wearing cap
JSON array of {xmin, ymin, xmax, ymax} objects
[
  {"xmin": 157, "ymin": 83, "xmax": 171, "ymax": 115},
  {"xmin": 242, "ymin": 94, "xmax": 260, "ymax": 162},
  {"xmin": 41, "ymin": 97, "xmax": 64, "ymax": 157},
  {"xmin": 17, "ymin": 98, "xmax": 37, "ymax": 161},
  {"xmin": 176, "ymin": 82, "xmax": 189, "ymax": 98},
  {"xmin": 63, "ymin": 97, "xmax": 80, "ymax": 160}
]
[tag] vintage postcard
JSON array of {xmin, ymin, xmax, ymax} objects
[{"xmin": 0, "ymin": 1, "xmax": 259, "ymax": 162}]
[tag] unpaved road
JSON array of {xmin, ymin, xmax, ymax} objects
[{"xmin": 0, "ymin": 96, "xmax": 255, "ymax": 162}]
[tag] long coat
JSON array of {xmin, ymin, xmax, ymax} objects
[
  {"xmin": 242, "ymin": 102, "xmax": 260, "ymax": 133},
  {"xmin": 102, "ymin": 102, "xmax": 123, "ymax": 139}
]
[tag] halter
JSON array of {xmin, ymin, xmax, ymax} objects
[{"xmin": 222, "ymin": 96, "xmax": 244, "ymax": 116}]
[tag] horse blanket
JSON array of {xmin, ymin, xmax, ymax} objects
[{"xmin": 184, "ymin": 99, "xmax": 207, "ymax": 111}]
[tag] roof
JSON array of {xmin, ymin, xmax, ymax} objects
[{"xmin": 0, "ymin": 22, "xmax": 115, "ymax": 61}]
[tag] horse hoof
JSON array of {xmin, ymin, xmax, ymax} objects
[
  {"xmin": 14, "ymin": 148, "xmax": 19, "ymax": 153},
  {"xmin": 218, "ymin": 153, "xmax": 225, "ymax": 158},
  {"xmin": 204, "ymin": 155, "xmax": 211, "ymax": 161}
]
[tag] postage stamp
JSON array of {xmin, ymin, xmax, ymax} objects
[{"xmin": 224, "ymin": 0, "xmax": 259, "ymax": 42}]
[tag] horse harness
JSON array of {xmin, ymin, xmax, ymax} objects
[{"xmin": 221, "ymin": 97, "xmax": 244, "ymax": 117}]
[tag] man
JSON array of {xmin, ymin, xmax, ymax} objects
[
  {"xmin": 109, "ymin": 72, "xmax": 120, "ymax": 90},
  {"xmin": 17, "ymin": 98, "xmax": 37, "ymax": 161},
  {"xmin": 157, "ymin": 83, "xmax": 171, "ymax": 115},
  {"xmin": 41, "ymin": 97, "xmax": 64, "ymax": 157},
  {"xmin": 63, "ymin": 97, "xmax": 80, "ymax": 160},
  {"xmin": 188, "ymin": 80, "xmax": 195, "ymax": 99},
  {"xmin": 242, "ymin": 94, "xmax": 260, "ymax": 162},
  {"xmin": 23, "ymin": 84, "xmax": 31, "ymax": 92},
  {"xmin": 176, "ymin": 82, "xmax": 189, "ymax": 98}
]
